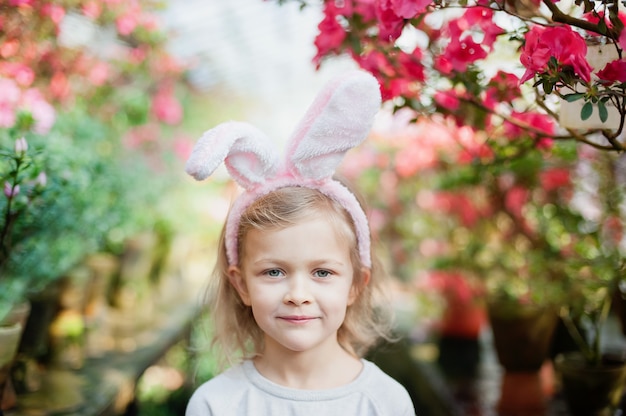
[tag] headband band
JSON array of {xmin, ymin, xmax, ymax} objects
[{"xmin": 185, "ymin": 70, "xmax": 381, "ymax": 268}]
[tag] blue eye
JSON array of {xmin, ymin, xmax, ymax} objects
[
  {"xmin": 265, "ymin": 269, "xmax": 283, "ymax": 278},
  {"xmin": 314, "ymin": 270, "xmax": 332, "ymax": 278}
]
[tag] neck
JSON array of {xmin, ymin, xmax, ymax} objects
[{"xmin": 254, "ymin": 338, "xmax": 362, "ymax": 389}]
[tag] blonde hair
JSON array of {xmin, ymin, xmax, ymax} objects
[{"xmin": 206, "ymin": 185, "xmax": 394, "ymax": 368}]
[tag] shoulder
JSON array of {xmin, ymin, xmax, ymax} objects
[
  {"xmin": 185, "ymin": 363, "xmax": 250, "ymax": 416},
  {"xmin": 358, "ymin": 360, "xmax": 415, "ymax": 415}
]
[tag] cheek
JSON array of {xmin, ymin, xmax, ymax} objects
[{"xmin": 325, "ymin": 286, "xmax": 356, "ymax": 309}]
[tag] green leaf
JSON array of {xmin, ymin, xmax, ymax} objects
[
  {"xmin": 598, "ymin": 101, "xmax": 609, "ymax": 123},
  {"xmin": 581, "ymin": 101, "xmax": 593, "ymax": 120},
  {"xmin": 563, "ymin": 93, "xmax": 585, "ymax": 102},
  {"xmin": 543, "ymin": 81, "xmax": 554, "ymax": 94}
]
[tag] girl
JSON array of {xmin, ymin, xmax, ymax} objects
[{"xmin": 184, "ymin": 70, "xmax": 415, "ymax": 416}]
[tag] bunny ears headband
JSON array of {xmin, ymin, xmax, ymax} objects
[{"xmin": 185, "ymin": 70, "xmax": 382, "ymax": 268}]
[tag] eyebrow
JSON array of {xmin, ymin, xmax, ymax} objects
[{"xmin": 251, "ymin": 258, "xmax": 346, "ymax": 268}]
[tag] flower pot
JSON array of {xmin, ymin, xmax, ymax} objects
[
  {"xmin": 0, "ymin": 324, "xmax": 22, "ymax": 411},
  {"xmin": 497, "ymin": 369, "xmax": 548, "ymax": 415},
  {"xmin": 487, "ymin": 301, "xmax": 559, "ymax": 372},
  {"xmin": 18, "ymin": 283, "xmax": 61, "ymax": 361},
  {"xmin": 555, "ymin": 351, "xmax": 626, "ymax": 416},
  {"xmin": 0, "ymin": 301, "xmax": 31, "ymax": 411}
]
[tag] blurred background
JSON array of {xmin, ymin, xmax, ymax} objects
[{"xmin": 1, "ymin": 0, "xmax": 626, "ymax": 415}]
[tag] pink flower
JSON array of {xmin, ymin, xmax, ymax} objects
[
  {"xmin": 14, "ymin": 137, "xmax": 27, "ymax": 154},
  {"xmin": 0, "ymin": 103, "xmax": 16, "ymax": 128},
  {"xmin": 116, "ymin": 13, "xmax": 139, "ymax": 36},
  {"xmin": 50, "ymin": 71, "xmax": 70, "ymax": 101},
  {"xmin": 173, "ymin": 135, "xmax": 194, "ymax": 162},
  {"xmin": 0, "ymin": 39, "xmax": 20, "ymax": 58},
  {"xmin": 82, "ymin": 1, "xmax": 102, "ymax": 19},
  {"xmin": 123, "ymin": 123, "xmax": 160, "ymax": 149},
  {"xmin": 0, "ymin": 77, "xmax": 19, "ymax": 128},
  {"xmin": 4, "ymin": 182, "xmax": 19, "ymax": 198},
  {"xmin": 505, "ymin": 111, "xmax": 555, "ymax": 149},
  {"xmin": 0, "ymin": 62, "xmax": 35, "ymax": 87},
  {"xmin": 340, "ymin": 147, "xmax": 379, "ymax": 179},
  {"xmin": 151, "ymin": 86, "xmax": 183, "ymax": 125},
  {"xmin": 395, "ymin": 141, "xmax": 437, "ymax": 177},
  {"xmin": 88, "ymin": 62, "xmax": 110, "ymax": 86},
  {"xmin": 35, "ymin": 172, "xmax": 47, "ymax": 187},
  {"xmin": 596, "ymin": 59, "xmax": 626, "ymax": 83},
  {"xmin": 455, "ymin": 126, "xmax": 493, "ymax": 164},
  {"xmin": 0, "ymin": 77, "xmax": 20, "ymax": 105},
  {"xmin": 20, "ymin": 88, "xmax": 56, "ymax": 134},
  {"xmin": 520, "ymin": 25, "xmax": 592, "ymax": 84},
  {"xmin": 434, "ymin": 90, "xmax": 460, "ymax": 111},
  {"xmin": 41, "ymin": 3, "xmax": 66, "ymax": 26}
]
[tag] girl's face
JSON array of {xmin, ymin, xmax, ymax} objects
[{"xmin": 229, "ymin": 215, "xmax": 363, "ymax": 357}]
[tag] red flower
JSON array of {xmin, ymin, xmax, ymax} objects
[
  {"xmin": 505, "ymin": 186, "xmax": 529, "ymax": 219},
  {"xmin": 376, "ymin": 4, "xmax": 405, "ymax": 41},
  {"xmin": 505, "ymin": 111, "xmax": 555, "ymax": 149},
  {"xmin": 384, "ymin": 0, "xmax": 429, "ymax": 19},
  {"xmin": 596, "ymin": 59, "xmax": 626, "ymax": 83},
  {"xmin": 520, "ymin": 25, "xmax": 592, "ymax": 83},
  {"xmin": 485, "ymin": 71, "xmax": 521, "ymax": 107},
  {"xmin": 539, "ymin": 168, "xmax": 570, "ymax": 192},
  {"xmin": 397, "ymin": 47, "xmax": 425, "ymax": 82},
  {"xmin": 434, "ymin": 90, "xmax": 460, "ymax": 111},
  {"xmin": 456, "ymin": 8, "xmax": 504, "ymax": 50},
  {"xmin": 442, "ymin": 35, "xmax": 488, "ymax": 72},
  {"xmin": 313, "ymin": 8, "xmax": 346, "ymax": 64}
]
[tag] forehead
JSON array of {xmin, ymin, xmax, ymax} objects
[{"xmin": 242, "ymin": 214, "xmax": 352, "ymax": 260}]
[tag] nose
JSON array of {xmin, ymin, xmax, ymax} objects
[{"xmin": 283, "ymin": 275, "xmax": 313, "ymax": 306}]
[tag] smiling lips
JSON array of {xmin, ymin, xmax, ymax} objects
[{"xmin": 279, "ymin": 316, "xmax": 318, "ymax": 324}]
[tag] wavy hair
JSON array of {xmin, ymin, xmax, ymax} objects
[{"xmin": 205, "ymin": 184, "xmax": 394, "ymax": 369}]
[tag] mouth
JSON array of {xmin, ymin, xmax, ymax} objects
[{"xmin": 278, "ymin": 316, "xmax": 317, "ymax": 324}]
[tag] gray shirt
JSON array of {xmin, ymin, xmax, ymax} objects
[{"xmin": 186, "ymin": 359, "xmax": 415, "ymax": 415}]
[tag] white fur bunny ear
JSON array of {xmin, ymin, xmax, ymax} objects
[
  {"xmin": 284, "ymin": 70, "xmax": 381, "ymax": 180},
  {"xmin": 185, "ymin": 121, "xmax": 279, "ymax": 189}
]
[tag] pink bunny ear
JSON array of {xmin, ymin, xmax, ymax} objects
[
  {"xmin": 185, "ymin": 121, "xmax": 279, "ymax": 189},
  {"xmin": 284, "ymin": 70, "xmax": 381, "ymax": 180}
]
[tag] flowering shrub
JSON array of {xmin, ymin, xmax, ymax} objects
[
  {"xmin": 0, "ymin": 0, "xmax": 193, "ymax": 320},
  {"xmin": 281, "ymin": 0, "xmax": 626, "ymax": 366},
  {"xmin": 343, "ymin": 107, "xmax": 624, "ymax": 364},
  {"xmin": 279, "ymin": 0, "xmax": 625, "ymax": 152}
]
